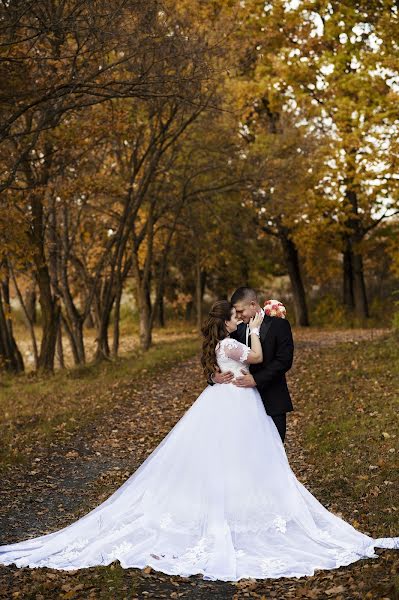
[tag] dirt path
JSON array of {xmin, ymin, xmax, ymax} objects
[{"xmin": 0, "ymin": 328, "xmax": 393, "ymax": 599}]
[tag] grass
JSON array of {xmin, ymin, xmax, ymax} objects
[
  {"xmin": 0, "ymin": 334, "xmax": 200, "ymax": 469},
  {"xmin": 296, "ymin": 333, "xmax": 399, "ymax": 537}
]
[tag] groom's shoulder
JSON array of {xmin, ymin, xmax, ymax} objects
[{"xmin": 268, "ymin": 316, "xmax": 293, "ymax": 333}]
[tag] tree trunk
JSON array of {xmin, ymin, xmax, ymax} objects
[
  {"xmin": 195, "ymin": 249, "xmax": 207, "ymax": 331},
  {"xmin": 138, "ymin": 285, "xmax": 152, "ymax": 350},
  {"xmin": 35, "ymin": 267, "xmax": 60, "ymax": 372},
  {"xmin": 132, "ymin": 201, "xmax": 155, "ymax": 351},
  {"xmin": 280, "ymin": 232, "xmax": 309, "ymax": 326},
  {"xmin": 185, "ymin": 300, "xmax": 193, "ymax": 321},
  {"xmin": 94, "ymin": 305, "xmax": 112, "ymax": 361},
  {"xmin": 25, "ymin": 285, "xmax": 37, "ymax": 324},
  {"xmin": 93, "ymin": 278, "xmax": 115, "ymax": 362},
  {"xmin": 30, "ymin": 193, "xmax": 60, "ymax": 373},
  {"xmin": 56, "ymin": 321, "xmax": 65, "ymax": 369},
  {"xmin": 352, "ymin": 251, "xmax": 369, "ymax": 319},
  {"xmin": 343, "ymin": 189, "xmax": 369, "ymax": 319},
  {"xmin": 62, "ymin": 316, "xmax": 85, "ymax": 365},
  {"xmin": 57, "ymin": 199, "xmax": 87, "ymax": 365},
  {"xmin": 157, "ymin": 294, "xmax": 165, "ymax": 327},
  {"xmin": 343, "ymin": 240, "xmax": 355, "ymax": 310},
  {"xmin": 0, "ymin": 268, "xmax": 24, "ymax": 373},
  {"xmin": 10, "ymin": 264, "xmax": 39, "ymax": 369},
  {"xmin": 196, "ymin": 252, "xmax": 201, "ymax": 330},
  {"xmin": 84, "ymin": 309, "xmax": 95, "ymax": 329},
  {"xmin": 112, "ymin": 284, "xmax": 123, "ymax": 357},
  {"xmin": 60, "ymin": 313, "xmax": 80, "ymax": 366},
  {"xmin": 154, "ymin": 262, "xmax": 167, "ymax": 328}
]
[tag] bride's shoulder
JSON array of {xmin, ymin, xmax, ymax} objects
[{"xmin": 217, "ymin": 337, "xmax": 241, "ymax": 350}]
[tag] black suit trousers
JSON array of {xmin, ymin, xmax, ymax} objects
[{"xmin": 271, "ymin": 414, "xmax": 286, "ymax": 443}]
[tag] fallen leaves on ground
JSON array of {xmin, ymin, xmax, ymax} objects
[{"xmin": 0, "ymin": 328, "xmax": 398, "ymax": 599}]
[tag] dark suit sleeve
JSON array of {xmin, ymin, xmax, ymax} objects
[
  {"xmin": 252, "ymin": 318, "xmax": 294, "ymax": 391},
  {"xmin": 230, "ymin": 322, "xmax": 246, "ymax": 343}
]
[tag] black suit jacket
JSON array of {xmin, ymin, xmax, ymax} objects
[{"xmin": 231, "ymin": 316, "xmax": 294, "ymax": 416}]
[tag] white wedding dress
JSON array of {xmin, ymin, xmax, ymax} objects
[{"xmin": 0, "ymin": 337, "xmax": 397, "ymax": 581}]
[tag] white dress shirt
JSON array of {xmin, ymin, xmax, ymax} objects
[{"xmin": 245, "ymin": 307, "xmax": 265, "ymax": 346}]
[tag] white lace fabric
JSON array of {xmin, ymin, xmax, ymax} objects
[
  {"xmin": 215, "ymin": 338, "xmax": 251, "ymax": 379},
  {"xmin": 0, "ymin": 344, "xmax": 397, "ymax": 581}
]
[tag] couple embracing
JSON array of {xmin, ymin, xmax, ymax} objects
[
  {"xmin": 0, "ymin": 287, "xmax": 397, "ymax": 581},
  {"xmin": 206, "ymin": 286, "xmax": 294, "ymax": 443}
]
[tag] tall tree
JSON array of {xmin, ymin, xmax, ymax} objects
[
  {"xmin": 231, "ymin": 0, "xmax": 399, "ymax": 319},
  {"xmin": 0, "ymin": 0, "xmax": 214, "ymax": 370}
]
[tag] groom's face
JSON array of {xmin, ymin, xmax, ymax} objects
[{"xmin": 233, "ymin": 300, "xmax": 257, "ymax": 324}]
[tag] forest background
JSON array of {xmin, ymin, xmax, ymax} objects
[{"xmin": 1, "ymin": 0, "xmax": 399, "ymax": 375}]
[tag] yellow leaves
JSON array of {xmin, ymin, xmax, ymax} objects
[
  {"xmin": 143, "ymin": 566, "xmax": 152, "ymax": 573},
  {"xmin": 81, "ymin": 230, "xmax": 92, "ymax": 245}
]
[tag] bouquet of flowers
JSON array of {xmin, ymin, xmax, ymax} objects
[{"xmin": 263, "ymin": 299, "xmax": 287, "ymax": 319}]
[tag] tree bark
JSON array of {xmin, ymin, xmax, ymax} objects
[
  {"xmin": 343, "ymin": 188, "xmax": 369, "ymax": 319},
  {"xmin": 343, "ymin": 239, "xmax": 355, "ymax": 310},
  {"xmin": 185, "ymin": 300, "xmax": 193, "ymax": 322},
  {"xmin": 94, "ymin": 279, "xmax": 114, "ymax": 362},
  {"xmin": 24, "ymin": 152, "xmax": 60, "ymax": 372},
  {"xmin": 195, "ymin": 249, "xmax": 207, "ymax": 331},
  {"xmin": 25, "ymin": 285, "xmax": 37, "ymax": 325},
  {"xmin": 130, "ymin": 197, "xmax": 166, "ymax": 352},
  {"xmin": 112, "ymin": 284, "xmax": 123, "ymax": 358},
  {"xmin": 56, "ymin": 321, "xmax": 65, "ymax": 369},
  {"xmin": 0, "ymin": 262, "xmax": 24, "ymax": 373},
  {"xmin": 279, "ymin": 232, "xmax": 309, "ymax": 327},
  {"xmin": 56, "ymin": 199, "xmax": 87, "ymax": 365},
  {"xmin": 60, "ymin": 313, "xmax": 80, "ymax": 366},
  {"xmin": 138, "ymin": 284, "xmax": 152, "ymax": 351},
  {"xmin": 10, "ymin": 265, "xmax": 39, "ymax": 369},
  {"xmin": 157, "ymin": 293, "xmax": 165, "ymax": 327},
  {"xmin": 352, "ymin": 251, "xmax": 369, "ymax": 319},
  {"xmin": 154, "ymin": 260, "xmax": 167, "ymax": 328}
]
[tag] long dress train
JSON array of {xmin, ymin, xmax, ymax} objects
[{"xmin": 0, "ymin": 337, "xmax": 397, "ymax": 581}]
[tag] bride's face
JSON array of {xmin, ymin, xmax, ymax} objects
[{"xmin": 225, "ymin": 307, "xmax": 239, "ymax": 333}]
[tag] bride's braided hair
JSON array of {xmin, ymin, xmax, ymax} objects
[{"xmin": 201, "ymin": 300, "xmax": 233, "ymax": 380}]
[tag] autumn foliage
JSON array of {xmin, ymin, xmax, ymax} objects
[{"xmin": 1, "ymin": 0, "xmax": 398, "ymax": 373}]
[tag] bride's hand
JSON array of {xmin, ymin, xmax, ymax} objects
[{"xmin": 249, "ymin": 311, "xmax": 263, "ymax": 331}]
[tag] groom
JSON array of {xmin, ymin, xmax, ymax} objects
[{"xmin": 212, "ymin": 287, "xmax": 294, "ymax": 442}]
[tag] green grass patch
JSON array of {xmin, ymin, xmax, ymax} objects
[
  {"xmin": 296, "ymin": 333, "xmax": 398, "ymax": 536},
  {"xmin": 0, "ymin": 335, "xmax": 200, "ymax": 469}
]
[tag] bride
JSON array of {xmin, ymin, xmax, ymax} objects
[{"xmin": 0, "ymin": 300, "xmax": 397, "ymax": 581}]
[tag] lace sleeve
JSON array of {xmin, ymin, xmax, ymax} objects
[{"xmin": 221, "ymin": 339, "xmax": 251, "ymax": 364}]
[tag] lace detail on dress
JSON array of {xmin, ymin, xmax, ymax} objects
[
  {"xmin": 216, "ymin": 338, "xmax": 251, "ymax": 364},
  {"xmin": 317, "ymin": 529, "xmax": 333, "ymax": 542},
  {"xmin": 167, "ymin": 536, "xmax": 210, "ymax": 574},
  {"xmin": 157, "ymin": 508, "xmax": 290, "ymax": 537},
  {"xmin": 273, "ymin": 516, "xmax": 287, "ymax": 533},
  {"xmin": 333, "ymin": 544, "xmax": 378, "ymax": 568},
  {"xmin": 107, "ymin": 541, "xmax": 134, "ymax": 563},
  {"xmin": 56, "ymin": 537, "xmax": 89, "ymax": 562},
  {"xmin": 260, "ymin": 557, "xmax": 287, "ymax": 575}
]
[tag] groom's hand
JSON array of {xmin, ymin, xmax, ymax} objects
[
  {"xmin": 233, "ymin": 370, "xmax": 256, "ymax": 388},
  {"xmin": 213, "ymin": 369, "xmax": 234, "ymax": 384}
]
